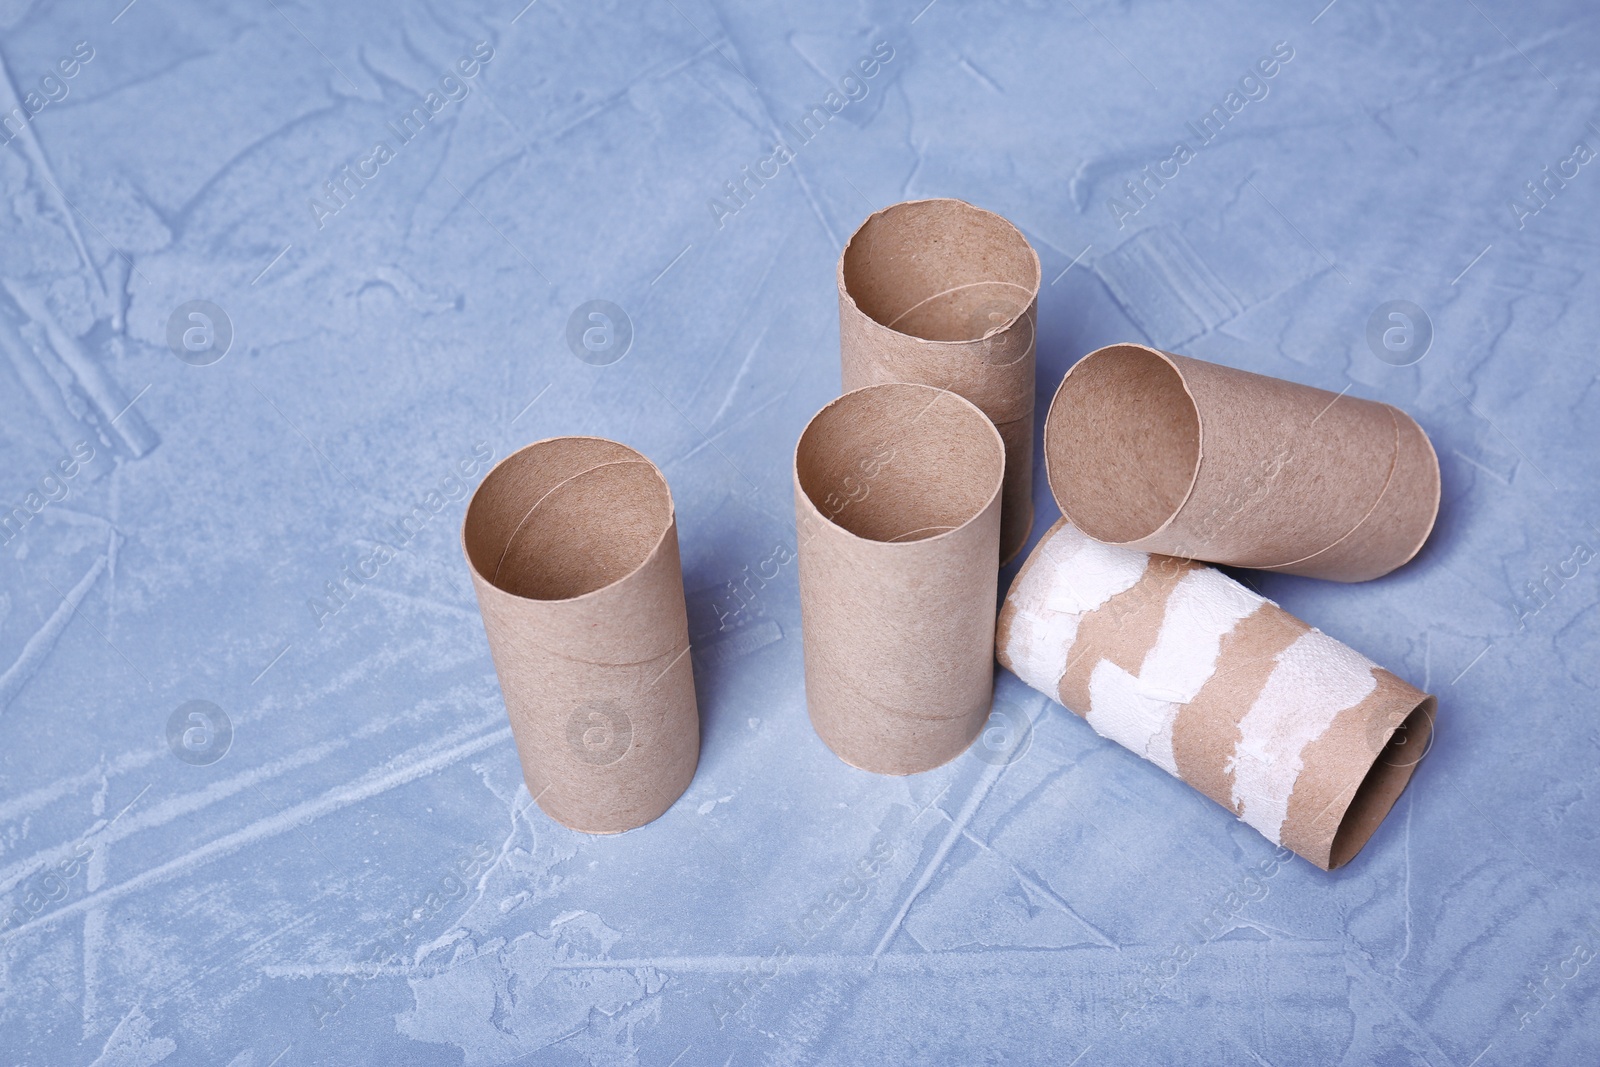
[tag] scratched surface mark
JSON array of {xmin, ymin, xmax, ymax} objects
[{"xmin": 0, "ymin": 0, "xmax": 1596, "ymax": 1063}]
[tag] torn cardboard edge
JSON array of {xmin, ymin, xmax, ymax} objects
[
  {"xmin": 838, "ymin": 197, "xmax": 1041, "ymax": 563},
  {"xmin": 463, "ymin": 436, "xmax": 699, "ymax": 834},
  {"xmin": 1043, "ymin": 343, "xmax": 1440, "ymax": 581},
  {"xmin": 794, "ymin": 383, "xmax": 1005, "ymax": 775},
  {"xmin": 997, "ymin": 519, "xmax": 1435, "ymax": 869}
]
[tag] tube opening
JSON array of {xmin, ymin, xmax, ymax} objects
[
  {"xmin": 1046, "ymin": 344, "xmax": 1201, "ymax": 544},
  {"xmin": 1327, "ymin": 697, "xmax": 1435, "ymax": 869},
  {"xmin": 840, "ymin": 199, "xmax": 1040, "ymax": 344},
  {"xmin": 796, "ymin": 383, "xmax": 1003, "ymax": 545},
  {"xmin": 463, "ymin": 437, "xmax": 672, "ymax": 601}
]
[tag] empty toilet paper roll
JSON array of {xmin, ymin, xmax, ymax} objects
[
  {"xmin": 794, "ymin": 383, "xmax": 1005, "ymax": 774},
  {"xmin": 838, "ymin": 198, "xmax": 1040, "ymax": 564},
  {"xmin": 462, "ymin": 437, "xmax": 699, "ymax": 834},
  {"xmin": 997, "ymin": 519, "xmax": 1435, "ymax": 869},
  {"xmin": 1043, "ymin": 343, "xmax": 1440, "ymax": 581}
]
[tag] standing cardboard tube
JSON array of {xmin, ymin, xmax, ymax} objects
[
  {"xmin": 794, "ymin": 383, "xmax": 1005, "ymax": 775},
  {"xmin": 838, "ymin": 198, "xmax": 1041, "ymax": 564},
  {"xmin": 1043, "ymin": 344, "xmax": 1440, "ymax": 581},
  {"xmin": 462, "ymin": 437, "xmax": 699, "ymax": 834},
  {"xmin": 998, "ymin": 520, "xmax": 1435, "ymax": 869}
]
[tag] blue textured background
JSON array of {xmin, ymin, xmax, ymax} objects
[{"xmin": 1, "ymin": 1, "xmax": 1596, "ymax": 1063}]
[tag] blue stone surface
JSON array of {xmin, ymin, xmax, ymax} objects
[{"xmin": 0, "ymin": 1, "xmax": 1596, "ymax": 1063}]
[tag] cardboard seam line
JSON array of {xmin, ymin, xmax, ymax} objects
[
  {"xmin": 862, "ymin": 317, "xmax": 1038, "ymax": 379},
  {"xmin": 881, "ymin": 280, "xmax": 1035, "ymax": 330},
  {"xmin": 1249, "ymin": 404, "xmax": 1403, "ymax": 572},
  {"xmin": 809, "ymin": 647, "xmax": 993, "ymax": 725},
  {"xmin": 1255, "ymin": 404, "xmax": 1425, "ymax": 574},
  {"xmin": 488, "ymin": 459, "xmax": 661, "ymax": 588},
  {"xmin": 485, "ymin": 630, "xmax": 692, "ymax": 673},
  {"xmin": 849, "ymin": 333, "xmax": 1041, "ymax": 402},
  {"xmin": 886, "ymin": 524, "xmax": 959, "ymax": 542},
  {"xmin": 1159, "ymin": 356, "xmax": 1204, "ymax": 544},
  {"xmin": 874, "ymin": 284, "xmax": 1039, "ymax": 368},
  {"xmin": 799, "ymin": 480, "xmax": 998, "ymax": 548},
  {"xmin": 796, "ymin": 388, "xmax": 1005, "ymax": 549}
]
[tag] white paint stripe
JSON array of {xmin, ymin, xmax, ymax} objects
[
  {"xmin": 1084, "ymin": 567, "xmax": 1266, "ymax": 774},
  {"xmin": 1000, "ymin": 525, "xmax": 1146, "ymax": 696},
  {"xmin": 1229, "ymin": 630, "xmax": 1377, "ymax": 843}
]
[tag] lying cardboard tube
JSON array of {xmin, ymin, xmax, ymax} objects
[
  {"xmin": 462, "ymin": 437, "xmax": 699, "ymax": 834},
  {"xmin": 1043, "ymin": 344, "xmax": 1440, "ymax": 581},
  {"xmin": 998, "ymin": 519, "xmax": 1435, "ymax": 869},
  {"xmin": 838, "ymin": 198, "xmax": 1040, "ymax": 564},
  {"xmin": 794, "ymin": 383, "xmax": 1005, "ymax": 774}
]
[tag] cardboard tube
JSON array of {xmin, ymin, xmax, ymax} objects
[
  {"xmin": 1042, "ymin": 344, "xmax": 1440, "ymax": 581},
  {"xmin": 462, "ymin": 437, "xmax": 699, "ymax": 834},
  {"xmin": 794, "ymin": 383, "xmax": 1005, "ymax": 775},
  {"xmin": 838, "ymin": 198, "xmax": 1040, "ymax": 564},
  {"xmin": 997, "ymin": 519, "xmax": 1435, "ymax": 869}
]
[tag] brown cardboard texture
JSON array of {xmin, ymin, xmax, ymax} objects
[
  {"xmin": 462, "ymin": 436, "xmax": 699, "ymax": 834},
  {"xmin": 794, "ymin": 383, "xmax": 1005, "ymax": 775},
  {"xmin": 839, "ymin": 197, "xmax": 1040, "ymax": 563},
  {"xmin": 1042, "ymin": 343, "xmax": 1440, "ymax": 581},
  {"xmin": 997, "ymin": 519, "xmax": 1435, "ymax": 869}
]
